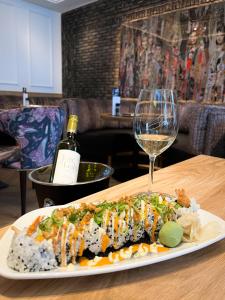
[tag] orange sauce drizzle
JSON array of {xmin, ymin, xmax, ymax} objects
[
  {"xmin": 73, "ymin": 228, "xmax": 79, "ymax": 239},
  {"xmin": 101, "ymin": 234, "xmax": 110, "ymax": 252},
  {"xmin": 133, "ymin": 211, "xmax": 140, "ymax": 222},
  {"xmin": 26, "ymin": 216, "xmax": 44, "ymax": 236},
  {"xmin": 79, "ymin": 257, "xmax": 90, "ymax": 267},
  {"xmin": 95, "ymin": 257, "xmax": 112, "ymax": 267},
  {"xmin": 78, "ymin": 239, "xmax": 85, "ymax": 257},
  {"xmin": 157, "ymin": 246, "xmax": 169, "ymax": 252},
  {"xmin": 105, "ymin": 211, "xmax": 110, "ymax": 227},
  {"xmin": 79, "ymin": 243, "xmax": 168, "ymax": 267},
  {"xmin": 131, "ymin": 244, "xmax": 139, "ymax": 253},
  {"xmin": 110, "ymin": 252, "xmax": 122, "ymax": 261},
  {"xmin": 35, "ymin": 235, "xmax": 45, "ymax": 242}
]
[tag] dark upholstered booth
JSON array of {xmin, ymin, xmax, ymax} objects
[{"xmin": 60, "ymin": 98, "xmax": 225, "ymax": 169}]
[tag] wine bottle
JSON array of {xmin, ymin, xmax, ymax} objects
[
  {"xmin": 49, "ymin": 115, "xmax": 80, "ymax": 184},
  {"xmin": 112, "ymin": 87, "xmax": 120, "ymax": 116},
  {"xmin": 25, "ymin": 97, "xmax": 30, "ymax": 106},
  {"xmin": 22, "ymin": 87, "xmax": 28, "ymax": 106}
]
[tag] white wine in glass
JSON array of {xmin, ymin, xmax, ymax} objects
[{"xmin": 133, "ymin": 89, "xmax": 178, "ymax": 192}]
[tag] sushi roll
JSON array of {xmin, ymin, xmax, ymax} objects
[{"xmin": 7, "ymin": 192, "xmax": 191, "ymax": 272}]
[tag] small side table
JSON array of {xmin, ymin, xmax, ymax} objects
[{"xmin": 100, "ymin": 112, "xmax": 133, "ymax": 123}]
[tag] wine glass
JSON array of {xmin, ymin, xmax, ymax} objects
[{"xmin": 133, "ymin": 89, "xmax": 178, "ymax": 192}]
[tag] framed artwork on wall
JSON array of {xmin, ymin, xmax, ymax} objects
[{"xmin": 119, "ymin": 1, "xmax": 225, "ymax": 103}]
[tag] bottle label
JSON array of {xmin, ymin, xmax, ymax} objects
[
  {"xmin": 23, "ymin": 92, "xmax": 28, "ymax": 106},
  {"xmin": 112, "ymin": 88, "xmax": 120, "ymax": 116},
  {"xmin": 25, "ymin": 98, "xmax": 30, "ymax": 106},
  {"xmin": 52, "ymin": 149, "xmax": 80, "ymax": 185}
]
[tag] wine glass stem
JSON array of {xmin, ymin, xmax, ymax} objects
[{"xmin": 148, "ymin": 155, "xmax": 156, "ymax": 193}]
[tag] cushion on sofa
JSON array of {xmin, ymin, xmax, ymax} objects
[
  {"xmin": 77, "ymin": 128, "xmax": 135, "ymax": 163},
  {"xmin": 178, "ymin": 103, "xmax": 190, "ymax": 134},
  {"xmin": 204, "ymin": 110, "xmax": 225, "ymax": 157},
  {"xmin": 168, "ymin": 103, "xmax": 210, "ymax": 160},
  {"xmin": 185, "ymin": 104, "xmax": 210, "ymax": 154},
  {"xmin": 171, "ymin": 132, "xmax": 193, "ymax": 153}
]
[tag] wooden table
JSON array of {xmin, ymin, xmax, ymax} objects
[{"xmin": 0, "ymin": 155, "xmax": 225, "ymax": 300}]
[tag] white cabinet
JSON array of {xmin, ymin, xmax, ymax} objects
[
  {"xmin": 0, "ymin": 2, "xmax": 18, "ymax": 87},
  {"xmin": 0, "ymin": 0, "xmax": 61, "ymax": 93}
]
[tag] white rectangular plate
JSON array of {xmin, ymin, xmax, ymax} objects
[{"xmin": 0, "ymin": 206, "xmax": 225, "ymax": 280}]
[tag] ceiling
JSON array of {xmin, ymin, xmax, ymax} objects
[{"xmin": 25, "ymin": 0, "xmax": 98, "ymax": 13}]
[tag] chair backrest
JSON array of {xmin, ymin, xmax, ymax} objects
[
  {"xmin": 204, "ymin": 106, "xmax": 225, "ymax": 157},
  {"xmin": 0, "ymin": 106, "xmax": 65, "ymax": 169}
]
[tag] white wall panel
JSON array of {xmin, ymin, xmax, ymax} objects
[
  {"xmin": 29, "ymin": 11, "xmax": 53, "ymax": 88},
  {"xmin": 0, "ymin": 2, "xmax": 18, "ymax": 86},
  {"xmin": 16, "ymin": 5, "xmax": 30, "ymax": 89},
  {"xmin": 0, "ymin": 0, "xmax": 61, "ymax": 93}
]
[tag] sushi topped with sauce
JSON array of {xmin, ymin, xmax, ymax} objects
[{"xmin": 7, "ymin": 191, "xmax": 193, "ymax": 272}]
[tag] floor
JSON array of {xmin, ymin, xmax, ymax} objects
[
  {"xmin": 0, "ymin": 169, "xmax": 38, "ymax": 228},
  {"xmin": 0, "ymin": 168, "xmax": 121, "ymax": 228}
]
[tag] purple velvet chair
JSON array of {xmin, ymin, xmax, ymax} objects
[{"xmin": 0, "ymin": 105, "xmax": 64, "ymax": 214}]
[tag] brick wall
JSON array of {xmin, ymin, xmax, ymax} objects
[
  {"xmin": 62, "ymin": 0, "xmax": 168, "ymax": 99},
  {"xmin": 62, "ymin": 0, "xmax": 219, "ymax": 100}
]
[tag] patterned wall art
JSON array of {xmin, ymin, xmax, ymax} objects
[{"xmin": 119, "ymin": 2, "xmax": 225, "ymax": 103}]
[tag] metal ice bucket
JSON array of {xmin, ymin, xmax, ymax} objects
[{"xmin": 28, "ymin": 162, "xmax": 114, "ymax": 207}]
